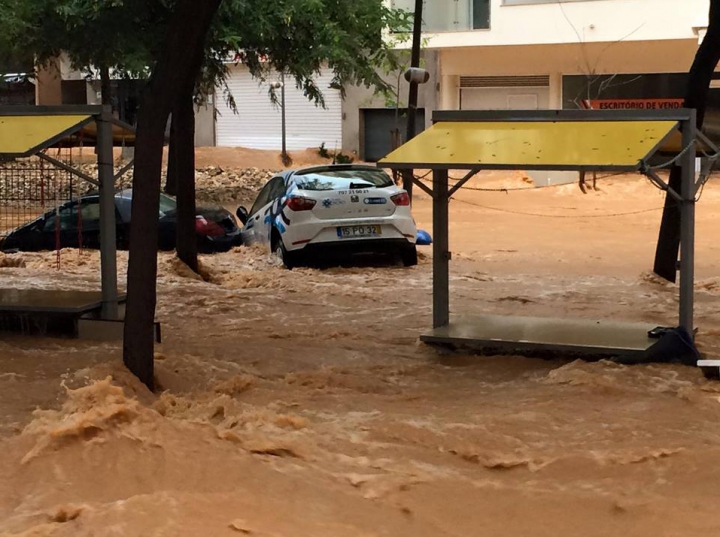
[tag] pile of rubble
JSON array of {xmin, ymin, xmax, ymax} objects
[
  {"xmin": 0, "ymin": 159, "xmax": 275, "ymax": 207},
  {"xmin": 94, "ymin": 163, "xmax": 275, "ymax": 204},
  {"xmin": 193, "ymin": 166, "xmax": 275, "ymax": 204}
]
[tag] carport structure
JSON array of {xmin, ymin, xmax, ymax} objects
[
  {"xmin": 0, "ymin": 105, "xmax": 134, "ymax": 326},
  {"xmin": 379, "ymin": 109, "xmax": 709, "ymax": 359}
]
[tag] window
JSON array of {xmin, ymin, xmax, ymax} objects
[
  {"xmin": 473, "ymin": 0, "xmax": 490, "ymax": 29},
  {"xmin": 392, "ymin": 0, "xmax": 490, "ymax": 32},
  {"xmin": 43, "ymin": 198, "xmax": 101, "ymax": 232},
  {"xmin": 269, "ymin": 177, "xmax": 287, "ymax": 200},
  {"xmin": 294, "ymin": 169, "xmax": 394, "ymax": 190},
  {"xmin": 503, "ymin": 0, "xmax": 603, "ymax": 5},
  {"xmin": 249, "ymin": 177, "xmax": 283, "ymax": 216},
  {"xmin": 159, "ymin": 193, "xmax": 177, "ymax": 216}
]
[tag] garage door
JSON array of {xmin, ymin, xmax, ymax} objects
[
  {"xmin": 216, "ymin": 66, "xmax": 342, "ymax": 150},
  {"xmin": 459, "ymin": 76, "xmax": 550, "ymax": 110},
  {"xmin": 362, "ymin": 108, "xmax": 425, "ymax": 162}
]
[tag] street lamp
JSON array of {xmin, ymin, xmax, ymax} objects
[{"xmin": 270, "ymin": 74, "xmax": 290, "ymax": 165}]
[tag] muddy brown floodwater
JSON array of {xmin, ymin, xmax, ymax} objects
[{"xmin": 2, "ymin": 173, "xmax": 720, "ymax": 536}]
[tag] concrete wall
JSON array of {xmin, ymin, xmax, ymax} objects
[
  {"xmin": 194, "ymin": 101, "xmax": 216, "ymax": 147},
  {"xmin": 34, "ymin": 60, "xmax": 62, "ymax": 105},
  {"xmin": 342, "ymin": 50, "xmax": 439, "ymax": 158}
]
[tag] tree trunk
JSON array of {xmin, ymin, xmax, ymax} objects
[
  {"xmin": 174, "ymin": 90, "xmax": 198, "ymax": 273},
  {"xmin": 100, "ymin": 66, "xmax": 112, "ymax": 106},
  {"xmin": 654, "ymin": 0, "xmax": 720, "ymax": 282},
  {"xmin": 123, "ymin": 88, "xmax": 166, "ymax": 389},
  {"xmin": 165, "ymin": 116, "xmax": 178, "ymax": 195},
  {"xmin": 123, "ymin": 0, "xmax": 222, "ymax": 389}
]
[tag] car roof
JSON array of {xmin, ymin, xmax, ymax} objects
[
  {"xmin": 79, "ymin": 189, "xmax": 131, "ymax": 199},
  {"xmin": 286, "ymin": 164, "xmax": 383, "ymax": 180}
]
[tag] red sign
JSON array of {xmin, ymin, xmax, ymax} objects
[{"xmin": 582, "ymin": 99, "xmax": 684, "ymax": 110}]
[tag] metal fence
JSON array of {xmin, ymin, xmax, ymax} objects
[{"xmin": 0, "ymin": 148, "xmax": 93, "ymax": 260}]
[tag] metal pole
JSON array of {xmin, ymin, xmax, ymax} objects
[
  {"xmin": 97, "ymin": 107, "xmax": 119, "ymax": 319},
  {"xmin": 405, "ymin": 0, "xmax": 423, "ymax": 142},
  {"xmin": 402, "ymin": 0, "xmax": 423, "ymax": 200},
  {"xmin": 679, "ymin": 110, "xmax": 697, "ymax": 336},
  {"xmin": 281, "ymin": 72, "xmax": 287, "ymax": 163},
  {"xmin": 433, "ymin": 169, "xmax": 449, "ymax": 328}
]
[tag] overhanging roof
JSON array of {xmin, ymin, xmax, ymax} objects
[
  {"xmin": 76, "ymin": 118, "xmax": 137, "ymax": 147},
  {"xmin": 379, "ymin": 120, "xmax": 680, "ymax": 172},
  {"xmin": 0, "ymin": 107, "xmax": 138, "ymax": 157},
  {"xmin": 0, "ymin": 114, "xmax": 94, "ymax": 157}
]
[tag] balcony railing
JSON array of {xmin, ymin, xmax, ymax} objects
[{"xmin": 392, "ymin": 0, "xmax": 490, "ymax": 32}]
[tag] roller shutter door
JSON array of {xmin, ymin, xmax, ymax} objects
[{"xmin": 216, "ymin": 66, "xmax": 342, "ymax": 150}]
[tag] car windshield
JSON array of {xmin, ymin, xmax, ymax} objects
[{"xmin": 293, "ymin": 169, "xmax": 394, "ymax": 191}]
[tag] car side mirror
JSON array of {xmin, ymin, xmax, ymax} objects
[{"xmin": 236, "ymin": 206, "xmax": 249, "ymax": 225}]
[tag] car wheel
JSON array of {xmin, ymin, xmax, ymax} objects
[
  {"xmin": 400, "ymin": 246, "xmax": 418, "ymax": 267},
  {"xmin": 275, "ymin": 240, "xmax": 302, "ymax": 270}
]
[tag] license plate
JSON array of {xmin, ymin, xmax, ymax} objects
[{"xmin": 337, "ymin": 225, "xmax": 381, "ymax": 238}]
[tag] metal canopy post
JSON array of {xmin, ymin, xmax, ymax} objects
[
  {"xmin": 448, "ymin": 169, "xmax": 481, "ymax": 199},
  {"xmin": 114, "ymin": 159, "xmax": 135, "ymax": 182},
  {"xmin": 412, "ymin": 176, "xmax": 435, "ymax": 198},
  {"xmin": 97, "ymin": 107, "xmax": 119, "ymax": 319},
  {"xmin": 679, "ymin": 111, "xmax": 697, "ymax": 336},
  {"xmin": 433, "ymin": 169, "xmax": 450, "ymax": 328}
]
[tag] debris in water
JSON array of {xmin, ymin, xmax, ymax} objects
[
  {"xmin": 229, "ymin": 519, "xmax": 253, "ymax": 533},
  {"xmin": 214, "ymin": 374, "xmax": 256, "ymax": 396},
  {"xmin": 50, "ymin": 505, "xmax": 83, "ymax": 523}
]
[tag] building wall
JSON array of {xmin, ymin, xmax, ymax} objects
[
  {"xmin": 392, "ymin": 0, "xmax": 708, "ymax": 48},
  {"xmin": 35, "ymin": 60, "xmax": 62, "ymax": 106},
  {"xmin": 381, "ymin": 0, "xmax": 712, "ymax": 115},
  {"xmin": 379, "ymin": 0, "xmax": 711, "ymax": 184},
  {"xmin": 437, "ymin": 38, "xmax": 702, "ymax": 110},
  {"xmin": 342, "ymin": 50, "xmax": 439, "ymax": 159},
  {"xmin": 195, "ymin": 101, "xmax": 215, "ymax": 147}
]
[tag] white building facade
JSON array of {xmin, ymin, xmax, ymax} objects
[{"xmin": 391, "ymin": 0, "xmax": 711, "ymax": 115}]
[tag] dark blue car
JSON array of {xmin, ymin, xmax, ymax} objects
[{"xmin": 1, "ymin": 189, "xmax": 242, "ymax": 253}]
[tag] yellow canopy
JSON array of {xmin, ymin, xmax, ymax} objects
[
  {"xmin": 77, "ymin": 120, "xmax": 136, "ymax": 146},
  {"xmin": 379, "ymin": 120, "xmax": 679, "ymax": 171},
  {"xmin": 0, "ymin": 115, "xmax": 93, "ymax": 157}
]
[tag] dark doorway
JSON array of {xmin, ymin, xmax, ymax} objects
[{"xmin": 362, "ymin": 108, "xmax": 426, "ymax": 162}]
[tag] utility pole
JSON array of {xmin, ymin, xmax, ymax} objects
[
  {"xmin": 402, "ymin": 0, "xmax": 424, "ymax": 201},
  {"xmin": 281, "ymin": 72, "xmax": 288, "ymax": 165},
  {"xmin": 272, "ymin": 74, "xmax": 291, "ymax": 166}
]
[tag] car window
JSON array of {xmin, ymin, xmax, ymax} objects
[
  {"xmin": 115, "ymin": 195, "xmax": 132, "ymax": 222},
  {"xmin": 293, "ymin": 169, "xmax": 393, "ymax": 191},
  {"xmin": 249, "ymin": 177, "xmax": 283, "ymax": 216},
  {"xmin": 269, "ymin": 177, "xmax": 286, "ymax": 200},
  {"xmin": 43, "ymin": 198, "xmax": 101, "ymax": 232},
  {"xmin": 159, "ymin": 193, "xmax": 177, "ymax": 215}
]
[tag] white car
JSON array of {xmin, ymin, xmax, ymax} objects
[{"xmin": 236, "ymin": 165, "xmax": 418, "ymax": 268}]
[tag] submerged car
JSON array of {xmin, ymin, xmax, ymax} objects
[
  {"xmin": 1, "ymin": 189, "xmax": 241, "ymax": 253},
  {"xmin": 236, "ymin": 164, "xmax": 417, "ymax": 268}
]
